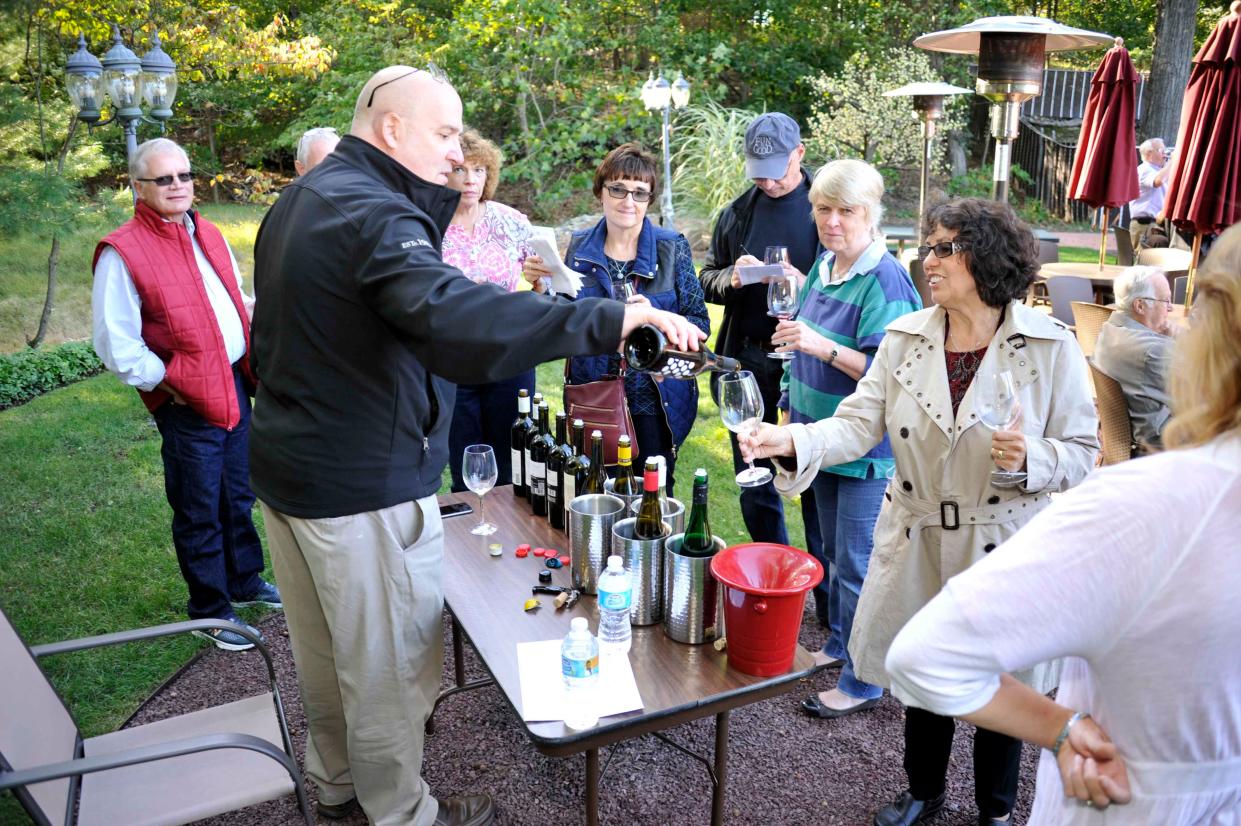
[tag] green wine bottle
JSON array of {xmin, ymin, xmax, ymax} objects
[
  {"xmin": 581, "ymin": 430, "xmax": 608, "ymax": 494},
  {"xmin": 612, "ymin": 435, "xmax": 640, "ymax": 496},
  {"xmin": 681, "ymin": 468, "xmax": 714, "ymax": 557}
]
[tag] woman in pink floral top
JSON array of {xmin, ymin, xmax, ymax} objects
[{"xmin": 443, "ymin": 129, "xmax": 538, "ymax": 492}]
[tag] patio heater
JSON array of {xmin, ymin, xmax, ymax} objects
[
  {"xmin": 914, "ymin": 17, "xmax": 1112, "ymax": 203},
  {"xmin": 883, "ymin": 81, "xmax": 971, "ymax": 222}
]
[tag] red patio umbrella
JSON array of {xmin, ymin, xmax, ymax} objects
[
  {"xmin": 1068, "ymin": 37, "xmax": 1140, "ymax": 268},
  {"xmin": 1164, "ymin": 0, "xmax": 1241, "ymax": 304}
]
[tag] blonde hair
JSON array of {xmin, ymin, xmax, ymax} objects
[
  {"xmin": 1163, "ymin": 223, "xmax": 1241, "ymax": 448},
  {"xmin": 809, "ymin": 159, "xmax": 884, "ymax": 235}
]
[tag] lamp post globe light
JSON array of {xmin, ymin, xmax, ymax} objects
[
  {"xmin": 640, "ymin": 70, "xmax": 690, "ymax": 228},
  {"xmin": 65, "ymin": 25, "xmax": 178, "ymax": 161}
]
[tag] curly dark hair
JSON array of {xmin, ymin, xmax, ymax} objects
[
  {"xmin": 592, "ymin": 142, "xmax": 659, "ymax": 202},
  {"xmin": 922, "ymin": 198, "xmax": 1039, "ymax": 308}
]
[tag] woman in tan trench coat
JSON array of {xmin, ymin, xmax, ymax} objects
[{"xmin": 741, "ymin": 198, "xmax": 1098, "ymax": 826}]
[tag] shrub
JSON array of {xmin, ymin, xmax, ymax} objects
[
  {"xmin": 671, "ymin": 101, "xmax": 759, "ymax": 222},
  {"xmin": 0, "ymin": 341, "xmax": 104, "ymax": 410}
]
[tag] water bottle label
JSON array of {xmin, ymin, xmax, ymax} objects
[
  {"xmin": 562, "ymin": 653, "xmax": 599, "ymax": 679},
  {"xmin": 601, "ymin": 589, "xmax": 632, "ymax": 611}
]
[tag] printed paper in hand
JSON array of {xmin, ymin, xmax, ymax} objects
[
  {"xmin": 516, "ymin": 639, "xmax": 643, "ymax": 723},
  {"xmin": 529, "ymin": 226, "xmax": 583, "ymax": 297},
  {"xmin": 736, "ymin": 263, "xmax": 785, "ymax": 285}
]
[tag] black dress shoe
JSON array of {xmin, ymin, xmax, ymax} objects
[
  {"xmin": 316, "ymin": 796, "xmax": 358, "ymax": 820},
  {"xmin": 801, "ymin": 694, "xmax": 880, "ymax": 719},
  {"xmin": 435, "ymin": 793, "xmax": 496, "ymax": 826},
  {"xmin": 873, "ymin": 790, "xmax": 946, "ymax": 826}
]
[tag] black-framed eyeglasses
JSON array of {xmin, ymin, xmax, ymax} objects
[
  {"xmin": 365, "ymin": 63, "xmax": 449, "ymax": 108},
  {"xmin": 917, "ymin": 240, "xmax": 970, "ymax": 262},
  {"xmin": 604, "ymin": 183, "xmax": 652, "ymax": 203},
  {"xmin": 135, "ymin": 172, "xmax": 193, "ymax": 187}
]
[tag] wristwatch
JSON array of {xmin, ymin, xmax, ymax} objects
[{"xmin": 826, "ymin": 345, "xmax": 839, "ymax": 366}]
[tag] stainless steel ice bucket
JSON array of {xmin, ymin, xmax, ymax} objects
[
  {"xmin": 610, "ymin": 517, "xmax": 665, "ymax": 626},
  {"xmin": 661, "ymin": 533, "xmax": 726, "ymax": 645},
  {"xmin": 568, "ymin": 494, "xmax": 625, "ymax": 594},
  {"xmin": 627, "ymin": 496, "xmax": 685, "ymax": 538}
]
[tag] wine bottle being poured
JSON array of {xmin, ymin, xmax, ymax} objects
[{"xmin": 624, "ymin": 324, "xmax": 740, "ymax": 378}]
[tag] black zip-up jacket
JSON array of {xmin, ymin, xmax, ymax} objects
[
  {"xmin": 249, "ymin": 136, "xmax": 625, "ymax": 518},
  {"xmin": 698, "ymin": 168, "xmax": 816, "ymax": 358}
]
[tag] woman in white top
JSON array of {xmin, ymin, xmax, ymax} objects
[{"xmin": 886, "ymin": 221, "xmax": 1241, "ymax": 825}]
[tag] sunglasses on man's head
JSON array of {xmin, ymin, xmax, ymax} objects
[
  {"xmin": 604, "ymin": 183, "xmax": 652, "ymax": 203},
  {"xmin": 365, "ymin": 63, "xmax": 449, "ymax": 108},
  {"xmin": 916, "ymin": 240, "xmax": 970, "ymax": 262},
  {"xmin": 135, "ymin": 172, "xmax": 193, "ymax": 187}
]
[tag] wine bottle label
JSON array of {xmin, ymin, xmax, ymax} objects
[
  {"xmin": 548, "ymin": 478, "xmax": 559, "ymax": 507},
  {"xmin": 526, "ymin": 454, "xmax": 533, "ymax": 487},
  {"xmin": 511, "ymin": 449, "xmax": 521, "ymax": 485},
  {"xmin": 564, "ymin": 476, "xmax": 575, "ymax": 508},
  {"xmin": 530, "ymin": 462, "xmax": 546, "ymax": 496}
]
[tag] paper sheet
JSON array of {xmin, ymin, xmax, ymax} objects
[
  {"xmin": 529, "ymin": 226, "xmax": 583, "ymax": 297},
  {"xmin": 736, "ymin": 263, "xmax": 785, "ymax": 285},
  {"xmin": 516, "ymin": 639, "xmax": 644, "ymax": 723}
]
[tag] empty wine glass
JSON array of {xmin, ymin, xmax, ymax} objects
[
  {"xmin": 764, "ymin": 245, "xmax": 790, "ymax": 268},
  {"xmin": 975, "ymin": 370, "xmax": 1025, "ymax": 488},
  {"xmin": 719, "ymin": 371, "xmax": 774, "ymax": 488},
  {"xmin": 766, "ymin": 274, "xmax": 800, "ymax": 360},
  {"xmin": 462, "ymin": 444, "xmax": 498, "ymax": 535}
]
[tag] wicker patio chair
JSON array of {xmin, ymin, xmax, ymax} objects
[{"xmin": 1089, "ymin": 363, "xmax": 1134, "ymax": 465}]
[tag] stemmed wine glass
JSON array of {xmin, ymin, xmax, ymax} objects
[
  {"xmin": 462, "ymin": 444, "xmax": 498, "ymax": 535},
  {"xmin": 975, "ymin": 370, "xmax": 1025, "ymax": 488},
  {"xmin": 719, "ymin": 371, "xmax": 774, "ymax": 488},
  {"xmin": 764, "ymin": 245, "xmax": 790, "ymax": 268},
  {"xmin": 766, "ymin": 274, "xmax": 800, "ymax": 360}
]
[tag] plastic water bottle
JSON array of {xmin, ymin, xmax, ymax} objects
[
  {"xmin": 596, "ymin": 554, "xmax": 633, "ymax": 657},
  {"xmin": 561, "ymin": 617, "xmax": 599, "ymax": 730}
]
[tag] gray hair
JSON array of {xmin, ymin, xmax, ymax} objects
[
  {"xmin": 297, "ymin": 127, "xmax": 339, "ymax": 166},
  {"xmin": 809, "ymin": 158, "xmax": 885, "ymax": 235},
  {"xmin": 129, "ymin": 138, "xmax": 189, "ymax": 180},
  {"xmin": 1139, "ymin": 137, "xmax": 1165, "ymax": 157},
  {"xmin": 1115, "ymin": 266, "xmax": 1165, "ymax": 314}
]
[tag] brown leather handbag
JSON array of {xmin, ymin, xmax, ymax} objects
[{"xmin": 562, "ymin": 364, "xmax": 638, "ymax": 466}]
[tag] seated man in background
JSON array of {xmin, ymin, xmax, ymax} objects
[
  {"xmin": 294, "ymin": 126, "xmax": 340, "ymax": 176},
  {"xmin": 1093, "ymin": 266, "xmax": 1174, "ymax": 453}
]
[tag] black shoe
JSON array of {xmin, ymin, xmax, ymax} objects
[
  {"xmin": 191, "ymin": 615, "xmax": 262, "ymax": 652},
  {"xmin": 801, "ymin": 694, "xmax": 880, "ymax": 719},
  {"xmin": 232, "ymin": 578, "xmax": 283, "ymax": 608},
  {"xmin": 434, "ymin": 793, "xmax": 495, "ymax": 826},
  {"xmin": 316, "ymin": 797, "xmax": 359, "ymax": 820},
  {"xmin": 873, "ymin": 791, "xmax": 946, "ymax": 826}
]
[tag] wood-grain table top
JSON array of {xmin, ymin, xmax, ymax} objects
[{"xmin": 439, "ymin": 488, "xmax": 820, "ymax": 757}]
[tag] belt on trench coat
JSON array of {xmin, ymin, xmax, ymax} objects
[{"xmin": 889, "ymin": 483, "xmax": 1052, "ymax": 544}]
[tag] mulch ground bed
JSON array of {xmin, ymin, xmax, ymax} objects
[{"xmin": 130, "ymin": 607, "xmax": 1038, "ymax": 826}]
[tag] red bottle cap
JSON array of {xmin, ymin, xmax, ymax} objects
[
  {"xmin": 515, "ymin": 548, "xmax": 529, "ymax": 558},
  {"xmin": 558, "ymin": 555, "xmax": 570, "ymax": 566},
  {"xmin": 516, "ymin": 543, "xmax": 531, "ymax": 553}
]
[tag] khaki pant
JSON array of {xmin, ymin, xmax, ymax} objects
[{"xmin": 262, "ymin": 497, "xmax": 444, "ymax": 826}]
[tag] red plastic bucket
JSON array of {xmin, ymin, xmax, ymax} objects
[{"xmin": 709, "ymin": 543, "xmax": 824, "ymax": 677}]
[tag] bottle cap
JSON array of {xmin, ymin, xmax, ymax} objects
[
  {"xmin": 538, "ymin": 569, "xmax": 552, "ymax": 583},
  {"xmin": 571, "ymin": 617, "xmax": 588, "ymax": 631},
  {"xmin": 607, "ymin": 555, "xmax": 623, "ymax": 570},
  {"xmin": 592, "ymin": 429, "xmax": 602, "ymax": 438},
  {"xmin": 696, "ymin": 467, "xmax": 707, "ymax": 476},
  {"xmin": 573, "ymin": 418, "xmax": 584, "ymax": 426}
]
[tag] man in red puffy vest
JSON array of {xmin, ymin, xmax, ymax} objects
[{"xmin": 91, "ymin": 137, "xmax": 281, "ymax": 652}]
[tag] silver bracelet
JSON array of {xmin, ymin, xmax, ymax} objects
[{"xmin": 1052, "ymin": 711, "xmax": 1091, "ymax": 757}]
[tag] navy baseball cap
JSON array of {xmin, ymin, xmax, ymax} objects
[{"xmin": 744, "ymin": 113, "xmax": 801, "ymax": 179}]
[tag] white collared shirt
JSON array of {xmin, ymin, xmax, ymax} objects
[
  {"xmin": 1130, "ymin": 160, "xmax": 1167, "ymax": 220},
  {"xmin": 92, "ymin": 213, "xmax": 250, "ymax": 392},
  {"xmin": 820, "ymin": 236, "xmax": 888, "ymax": 284}
]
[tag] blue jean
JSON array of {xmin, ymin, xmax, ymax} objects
[
  {"xmin": 810, "ymin": 469, "xmax": 887, "ymax": 700},
  {"xmin": 448, "ymin": 368, "xmax": 536, "ymax": 493},
  {"xmin": 152, "ymin": 367, "xmax": 265, "ymax": 620}
]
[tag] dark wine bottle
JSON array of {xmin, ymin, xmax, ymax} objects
[
  {"xmin": 634, "ymin": 459, "xmax": 666, "ymax": 539},
  {"xmin": 523, "ymin": 393, "xmax": 545, "ymax": 502},
  {"xmin": 529, "ymin": 402, "xmax": 553, "ymax": 516},
  {"xmin": 546, "ymin": 411, "xmax": 571, "ymax": 530},
  {"xmin": 624, "ymin": 324, "xmax": 740, "ymax": 377},
  {"xmin": 510, "ymin": 389, "xmax": 533, "ymax": 498},
  {"xmin": 681, "ymin": 468, "xmax": 715, "ymax": 556},
  {"xmin": 563, "ymin": 418, "xmax": 589, "ymax": 523},
  {"xmin": 581, "ymin": 430, "xmax": 608, "ymax": 494},
  {"xmin": 612, "ymin": 435, "xmax": 640, "ymax": 497}
]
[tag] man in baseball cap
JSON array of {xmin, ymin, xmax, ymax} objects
[{"xmin": 697, "ymin": 111, "xmax": 825, "ymax": 620}]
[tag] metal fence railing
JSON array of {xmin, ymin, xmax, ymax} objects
[{"xmin": 1022, "ymin": 68, "xmax": 1148, "ymax": 123}]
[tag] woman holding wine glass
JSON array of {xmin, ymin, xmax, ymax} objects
[
  {"xmin": 773, "ymin": 159, "xmax": 923, "ymax": 721},
  {"xmin": 523, "ymin": 143, "xmax": 709, "ymax": 496},
  {"xmin": 741, "ymin": 197, "xmax": 1098, "ymax": 826}
]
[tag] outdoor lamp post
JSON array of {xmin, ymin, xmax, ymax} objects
[
  {"xmin": 914, "ymin": 16, "xmax": 1111, "ymax": 203},
  {"xmin": 65, "ymin": 25, "xmax": 178, "ymax": 161},
  {"xmin": 883, "ymin": 81, "xmax": 972, "ymax": 223},
  {"xmin": 640, "ymin": 71, "xmax": 690, "ymax": 227}
]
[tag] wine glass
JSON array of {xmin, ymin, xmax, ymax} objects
[
  {"xmin": 766, "ymin": 274, "xmax": 800, "ymax": 360},
  {"xmin": 974, "ymin": 370, "xmax": 1026, "ymax": 488},
  {"xmin": 719, "ymin": 371, "xmax": 774, "ymax": 488},
  {"xmin": 764, "ymin": 245, "xmax": 790, "ymax": 268},
  {"xmin": 462, "ymin": 445, "xmax": 498, "ymax": 535}
]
